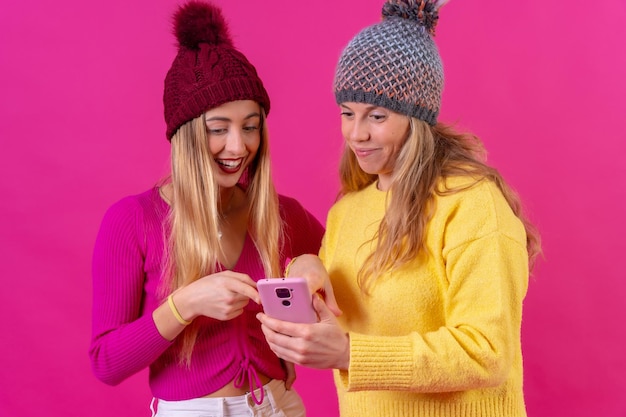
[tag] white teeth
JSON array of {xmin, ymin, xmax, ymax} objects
[{"xmin": 217, "ymin": 159, "xmax": 242, "ymax": 168}]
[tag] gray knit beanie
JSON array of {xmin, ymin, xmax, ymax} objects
[{"xmin": 333, "ymin": 0, "xmax": 447, "ymax": 125}]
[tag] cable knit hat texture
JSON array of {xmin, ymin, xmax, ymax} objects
[
  {"xmin": 333, "ymin": 0, "xmax": 447, "ymax": 125},
  {"xmin": 163, "ymin": 1, "xmax": 270, "ymax": 140}
]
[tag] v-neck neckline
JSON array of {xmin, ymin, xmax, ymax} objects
[{"xmin": 217, "ymin": 231, "xmax": 250, "ymax": 271}]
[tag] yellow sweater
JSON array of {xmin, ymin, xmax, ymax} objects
[{"xmin": 319, "ymin": 178, "xmax": 529, "ymax": 417}]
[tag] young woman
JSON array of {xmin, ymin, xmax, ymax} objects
[
  {"xmin": 258, "ymin": 1, "xmax": 541, "ymax": 416},
  {"xmin": 89, "ymin": 2, "xmax": 323, "ymax": 416}
]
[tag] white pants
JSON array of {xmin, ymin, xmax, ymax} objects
[{"xmin": 152, "ymin": 379, "xmax": 306, "ymax": 417}]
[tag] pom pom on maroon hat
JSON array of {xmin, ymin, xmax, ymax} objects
[
  {"xmin": 163, "ymin": 1, "xmax": 270, "ymax": 140},
  {"xmin": 174, "ymin": 0, "xmax": 233, "ymax": 49}
]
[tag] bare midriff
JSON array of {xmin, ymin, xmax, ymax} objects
[{"xmin": 202, "ymin": 373, "xmax": 272, "ymax": 398}]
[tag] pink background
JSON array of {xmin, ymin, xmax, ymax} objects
[{"xmin": 1, "ymin": 0, "xmax": 625, "ymax": 416}]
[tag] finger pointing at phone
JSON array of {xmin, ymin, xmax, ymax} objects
[{"xmin": 179, "ymin": 271, "xmax": 261, "ymax": 322}]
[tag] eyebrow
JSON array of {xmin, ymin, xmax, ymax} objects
[{"xmin": 205, "ymin": 112, "xmax": 261, "ymax": 122}]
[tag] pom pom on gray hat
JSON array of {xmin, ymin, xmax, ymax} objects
[{"xmin": 333, "ymin": 0, "xmax": 449, "ymax": 125}]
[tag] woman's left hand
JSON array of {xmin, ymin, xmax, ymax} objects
[
  {"xmin": 257, "ymin": 295, "xmax": 350, "ymax": 370},
  {"xmin": 286, "ymin": 254, "xmax": 342, "ymax": 317}
]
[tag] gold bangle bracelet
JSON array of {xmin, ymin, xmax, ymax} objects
[
  {"xmin": 167, "ymin": 294, "xmax": 192, "ymax": 326},
  {"xmin": 284, "ymin": 256, "xmax": 298, "ymax": 277}
]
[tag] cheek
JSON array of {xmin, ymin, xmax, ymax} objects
[
  {"xmin": 377, "ymin": 129, "xmax": 405, "ymax": 158},
  {"xmin": 387, "ymin": 125, "xmax": 409, "ymax": 148},
  {"xmin": 207, "ymin": 137, "xmax": 224, "ymax": 156},
  {"xmin": 251, "ymin": 134, "xmax": 261, "ymax": 150},
  {"xmin": 340, "ymin": 120, "xmax": 351, "ymax": 140},
  {"xmin": 246, "ymin": 135, "xmax": 261, "ymax": 157}
]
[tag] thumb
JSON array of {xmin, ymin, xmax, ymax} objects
[
  {"xmin": 282, "ymin": 360, "xmax": 296, "ymax": 390},
  {"xmin": 321, "ymin": 281, "xmax": 342, "ymax": 317},
  {"xmin": 312, "ymin": 294, "xmax": 336, "ymax": 323}
]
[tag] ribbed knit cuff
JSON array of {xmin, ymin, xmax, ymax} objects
[{"xmin": 344, "ymin": 332, "xmax": 414, "ymax": 391}]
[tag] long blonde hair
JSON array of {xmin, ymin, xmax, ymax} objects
[
  {"xmin": 339, "ymin": 119, "xmax": 542, "ymax": 292},
  {"xmin": 164, "ymin": 110, "xmax": 283, "ymax": 364}
]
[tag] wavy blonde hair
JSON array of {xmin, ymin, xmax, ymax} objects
[
  {"xmin": 163, "ymin": 110, "xmax": 283, "ymax": 364},
  {"xmin": 339, "ymin": 119, "xmax": 542, "ymax": 292}
]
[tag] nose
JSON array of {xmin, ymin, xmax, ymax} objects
[
  {"xmin": 344, "ymin": 119, "xmax": 368, "ymax": 143},
  {"xmin": 224, "ymin": 130, "xmax": 246, "ymax": 154}
]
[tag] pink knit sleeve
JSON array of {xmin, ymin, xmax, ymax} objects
[
  {"xmin": 89, "ymin": 196, "xmax": 172, "ymax": 386},
  {"xmin": 279, "ymin": 195, "xmax": 325, "ymax": 258}
]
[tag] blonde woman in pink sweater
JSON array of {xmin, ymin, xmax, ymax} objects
[{"xmin": 89, "ymin": 2, "xmax": 323, "ymax": 416}]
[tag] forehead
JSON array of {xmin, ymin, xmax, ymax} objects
[{"xmin": 204, "ymin": 100, "xmax": 261, "ymax": 119}]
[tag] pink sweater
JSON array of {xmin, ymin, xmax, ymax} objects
[{"xmin": 89, "ymin": 187, "xmax": 324, "ymax": 400}]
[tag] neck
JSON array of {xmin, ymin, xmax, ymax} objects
[
  {"xmin": 219, "ymin": 186, "xmax": 242, "ymax": 217},
  {"xmin": 376, "ymin": 176, "xmax": 391, "ymax": 191}
]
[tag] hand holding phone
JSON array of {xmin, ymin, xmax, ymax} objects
[{"xmin": 257, "ymin": 277, "xmax": 317, "ymax": 323}]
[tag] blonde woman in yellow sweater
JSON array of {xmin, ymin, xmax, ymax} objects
[{"xmin": 257, "ymin": 1, "xmax": 541, "ymax": 416}]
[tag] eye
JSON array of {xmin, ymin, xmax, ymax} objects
[
  {"xmin": 243, "ymin": 125, "xmax": 260, "ymax": 132},
  {"xmin": 340, "ymin": 111, "xmax": 354, "ymax": 118},
  {"xmin": 369, "ymin": 113, "xmax": 387, "ymax": 121},
  {"xmin": 207, "ymin": 127, "xmax": 227, "ymax": 135}
]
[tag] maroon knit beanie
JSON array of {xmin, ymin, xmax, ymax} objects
[{"xmin": 163, "ymin": 1, "xmax": 271, "ymax": 140}]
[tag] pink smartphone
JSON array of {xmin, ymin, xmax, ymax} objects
[{"xmin": 257, "ymin": 277, "xmax": 317, "ymax": 323}]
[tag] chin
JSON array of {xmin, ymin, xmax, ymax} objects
[
  {"xmin": 216, "ymin": 176, "xmax": 243, "ymax": 189},
  {"xmin": 357, "ymin": 164, "xmax": 378, "ymax": 176}
]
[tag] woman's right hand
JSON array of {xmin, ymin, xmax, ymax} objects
[
  {"xmin": 154, "ymin": 271, "xmax": 259, "ymax": 341},
  {"xmin": 180, "ymin": 270, "xmax": 261, "ymax": 321},
  {"xmin": 286, "ymin": 254, "xmax": 342, "ymax": 317}
]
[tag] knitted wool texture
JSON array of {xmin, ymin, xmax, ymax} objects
[
  {"xmin": 333, "ymin": 0, "xmax": 444, "ymax": 125},
  {"xmin": 163, "ymin": 1, "xmax": 270, "ymax": 140}
]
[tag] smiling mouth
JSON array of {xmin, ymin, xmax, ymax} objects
[
  {"xmin": 215, "ymin": 158, "xmax": 244, "ymax": 173},
  {"xmin": 354, "ymin": 148, "xmax": 376, "ymax": 157}
]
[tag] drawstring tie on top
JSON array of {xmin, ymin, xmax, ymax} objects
[{"xmin": 233, "ymin": 358, "xmax": 264, "ymax": 405}]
